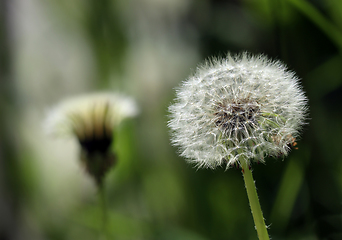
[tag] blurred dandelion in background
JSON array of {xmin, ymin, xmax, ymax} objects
[{"xmin": 44, "ymin": 92, "xmax": 138, "ymax": 238}]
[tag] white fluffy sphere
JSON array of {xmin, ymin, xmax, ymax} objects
[{"xmin": 168, "ymin": 53, "xmax": 308, "ymax": 169}]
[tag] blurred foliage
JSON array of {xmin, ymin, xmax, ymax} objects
[{"xmin": 1, "ymin": 0, "xmax": 342, "ymax": 239}]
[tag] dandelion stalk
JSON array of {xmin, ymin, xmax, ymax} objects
[
  {"xmin": 241, "ymin": 161, "xmax": 270, "ymax": 240},
  {"xmin": 44, "ymin": 93, "xmax": 139, "ymax": 238},
  {"xmin": 98, "ymin": 182, "xmax": 108, "ymax": 240}
]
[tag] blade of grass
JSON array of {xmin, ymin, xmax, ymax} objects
[
  {"xmin": 269, "ymin": 157, "xmax": 304, "ymax": 232},
  {"xmin": 287, "ymin": 0, "xmax": 342, "ymax": 52}
]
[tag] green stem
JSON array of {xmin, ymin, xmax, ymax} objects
[
  {"xmin": 241, "ymin": 161, "xmax": 270, "ymax": 240},
  {"xmin": 98, "ymin": 183, "xmax": 108, "ymax": 240}
]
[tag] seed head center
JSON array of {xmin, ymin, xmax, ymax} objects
[{"xmin": 214, "ymin": 100, "xmax": 260, "ymax": 134}]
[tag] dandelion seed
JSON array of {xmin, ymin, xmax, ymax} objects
[
  {"xmin": 168, "ymin": 53, "xmax": 308, "ymax": 169},
  {"xmin": 45, "ymin": 92, "xmax": 138, "ymax": 185}
]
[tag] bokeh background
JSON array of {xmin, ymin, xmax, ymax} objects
[{"xmin": 1, "ymin": 0, "xmax": 342, "ymax": 239}]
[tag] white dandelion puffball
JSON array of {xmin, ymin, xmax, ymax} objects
[{"xmin": 168, "ymin": 53, "xmax": 308, "ymax": 169}]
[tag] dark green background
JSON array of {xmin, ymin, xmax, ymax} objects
[{"xmin": 1, "ymin": 0, "xmax": 342, "ymax": 239}]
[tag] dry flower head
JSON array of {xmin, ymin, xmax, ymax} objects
[{"xmin": 168, "ymin": 53, "xmax": 308, "ymax": 169}]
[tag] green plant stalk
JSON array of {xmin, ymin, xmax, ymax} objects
[
  {"xmin": 269, "ymin": 157, "xmax": 304, "ymax": 232},
  {"xmin": 98, "ymin": 183, "xmax": 108, "ymax": 240},
  {"xmin": 287, "ymin": 0, "xmax": 342, "ymax": 53},
  {"xmin": 241, "ymin": 161, "xmax": 270, "ymax": 240}
]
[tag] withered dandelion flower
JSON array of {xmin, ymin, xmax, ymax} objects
[{"xmin": 45, "ymin": 93, "xmax": 138, "ymax": 185}]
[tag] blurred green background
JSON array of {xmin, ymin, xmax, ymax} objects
[{"xmin": 1, "ymin": 0, "xmax": 342, "ymax": 239}]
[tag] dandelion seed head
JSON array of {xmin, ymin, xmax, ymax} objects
[{"xmin": 168, "ymin": 53, "xmax": 308, "ymax": 169}]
